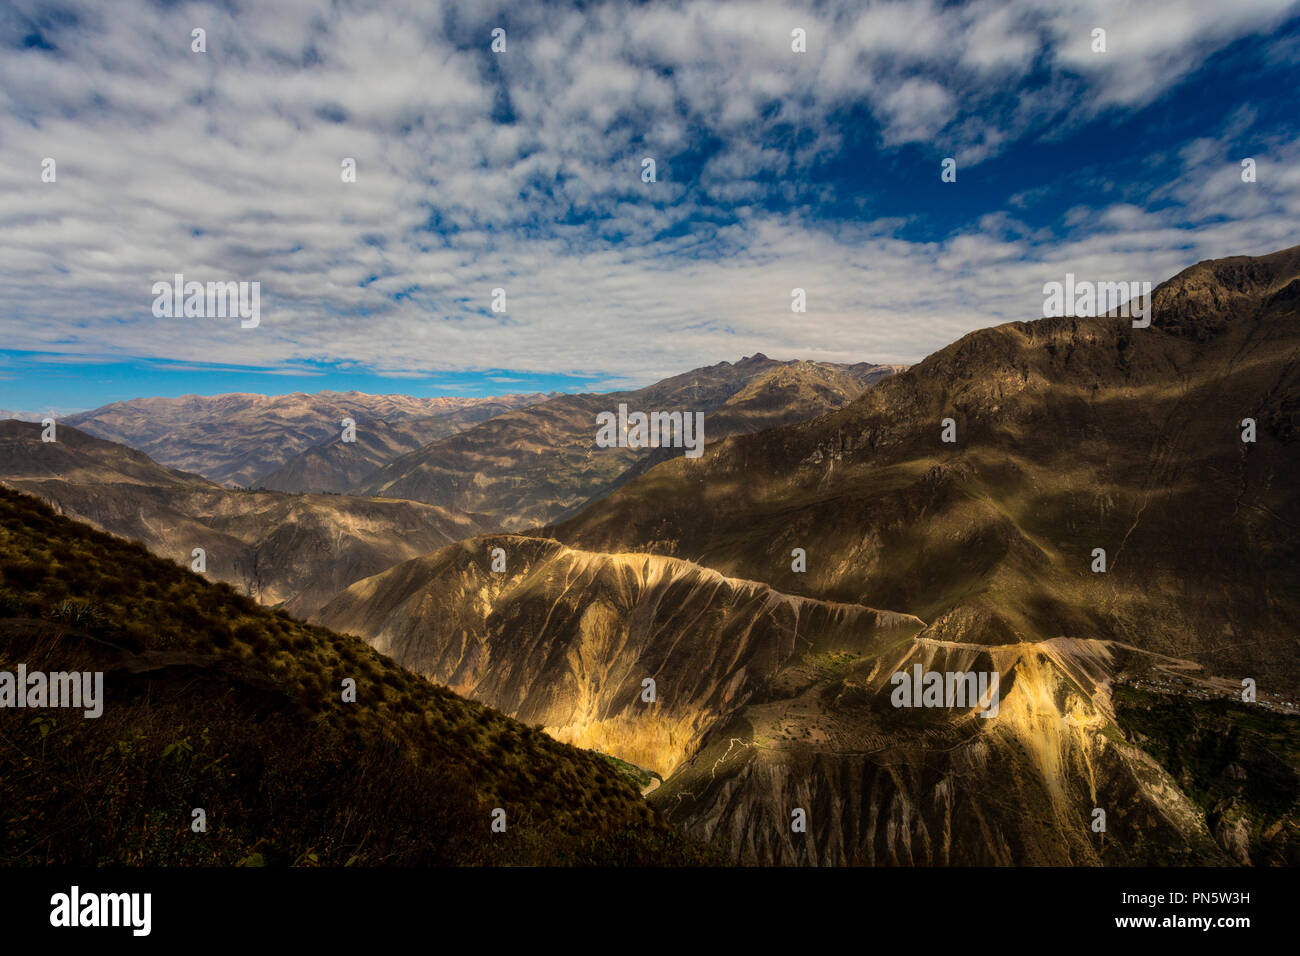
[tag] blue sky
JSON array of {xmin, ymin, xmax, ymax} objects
[
  {"xmin": 2, "ymin": 0, "xmax": 1299, "ymax": 415},
  {"xmin": 0, "ymin": 350, "xmax": 588, "ymax": 414}
]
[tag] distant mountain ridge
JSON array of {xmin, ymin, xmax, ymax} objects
[
  {"xmin": 3, "ymin": 356, "xmax": 902, "ymax": 613},
  {"xmin": 356, "ymin": 356, "xmax": 902, "ymax": 529},
  {"xmin": 0, "ymin": 420, "xmax": 495, "ymax": 617},
  {"xmin": 258, "ymin": 401, "xmax": 534, "ymax": 495},
  {"xmin": 65, "ymin": 389, "xmax": 550, "ymax": 487}
]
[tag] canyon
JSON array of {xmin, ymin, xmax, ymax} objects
[{"xmin": 318, "ymin": 247, "xmax": 1300, "ymax": 865}]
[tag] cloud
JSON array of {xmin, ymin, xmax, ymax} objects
[{"xmin": 0, "ymin": 0, "xmax": 1297, "ymax": 390}]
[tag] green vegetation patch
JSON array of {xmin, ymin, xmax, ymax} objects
[{"xmin": 1114, "ymin": 684, "xmax": 1300, "ymax": 865}]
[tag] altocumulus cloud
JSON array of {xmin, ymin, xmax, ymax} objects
[{"xmin": 1, "ymin": 0, "xmax": 1298, "ymax": 385}]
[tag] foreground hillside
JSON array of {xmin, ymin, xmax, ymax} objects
[
  {"xmin": 0, "ymin": 421, "xmax": 495, "ymax": 617},
  {"xmin": 357, "ymin": 356, "xmax": 900, "ymax": 529},
  {"xmin": 323, "ymin": 247, "xmax": 1300, "ymax": 865},
  {"xmin": 0, "ymin": 488, "xmax": 707, "ymax": 866}
]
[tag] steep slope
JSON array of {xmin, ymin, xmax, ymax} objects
[
  {"xmin": 357, "ymin": 356, "xmax": 900, "ymax": 529},
  {"xmin": 322, "ymin": 247, "xmax": 1300, "ymax": 865},
  {"xmin": 65, "ymin": 390, "xmax": 546, "ymax": 487},
  {"xmin": 544, "ymin": 246, "xmax": 1300, "ymax": 862},
  {"xmin": 316, "ymin": 535, "xmax": 925, "ymax": 776},
  {"xmin": 316, "ymin": 534, "xmax": 1281, "ymax": 865},
  {"xmin": 0, "ymin": 421, "xmax": 495, "ymax": 617},
  {"xmin": 0, "ymin": 488, "xmax": 700, "ymax": 866}
]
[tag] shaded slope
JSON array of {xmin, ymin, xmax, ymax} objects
[
  {"xmin": 0, "ymin": 488, "xmax": 701, "ymax": 866},
  {"xmin": 0, "ymin": 421, "xmax": 495, "ymax": 617},
  {"xmin": 1114, "ymin": 683, "xmax": 1300, "ymax": 866}
]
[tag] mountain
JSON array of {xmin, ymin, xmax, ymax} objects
[
  {"xmin": 0, "ymin": 421, "xmax": 495, "ymax": 617},
  {"xmin": 0, "ymin": 487, "xmax": 705, "ymax": 866},
  {"xmin": 319, "ymin": 247, "xmax": 1300, "ymax": 865},
  {"xmin": 356, "ymin": 356, "xmax": 902, "ymax": 529},
  {"xmin": 315, "ymin": 535, "xmax": 925, "ymax": 776},
  {"xmin": 64, "ymin": 390, "xmax": 548, "ymax": 487},
  {"xmin": 552, "ymin": 248, "xmax": 1300, "ymax": 688},
  {"xmin": 256, "ymin": 405, "xmax": 522, "ymax": 495}
]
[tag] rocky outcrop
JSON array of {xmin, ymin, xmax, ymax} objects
[{"xmin": 652, "ymin": 636, "xmax": 1231, "ymax": 865}]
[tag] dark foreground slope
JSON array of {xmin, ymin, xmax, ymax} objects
[{"xmin": 0, "ymin": 489, "xmax": 707, "ymax": 866}]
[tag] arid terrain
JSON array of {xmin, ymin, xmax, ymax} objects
[
  {"xmin": 4, "ymin": 248, "xmax": 1299, "ymax": 867},
  {"xmin": 317, "ymin": 248, "xmax": 1300, "ymax": 865}
]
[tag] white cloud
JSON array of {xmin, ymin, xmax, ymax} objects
[{"xmin": 0, "ymin": 0, "xmax": 1296, "ymax": 390}]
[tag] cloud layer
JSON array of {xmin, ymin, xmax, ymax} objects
[{"xmin": 1, "ymin": 0, "xmax": 1298, "ymax": 387}]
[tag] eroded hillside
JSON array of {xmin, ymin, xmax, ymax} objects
[{"xmin": 317, "ymin": 535, "xmax": 924, "ymax": 776}]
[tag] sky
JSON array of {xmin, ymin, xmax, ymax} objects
[{"xmin": 2, "ymin": 0, "xmax": 1299, "ymax": 415}]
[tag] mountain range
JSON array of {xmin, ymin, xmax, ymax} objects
[
  {"xmin": 5, "ymin": 247, "xmax": 1299, "ymax": 866},
  {"xmin": 0, "ymin": 421, "xmax": 494, "ymax": 617},
  {"xmin": 316, "ymin": 246, "xmax": 1300, "ymax": 865},
  {"xmin": 1, "ymin": 358, "xmax": 901, "ymax": 615},
  {"xmin": 65, "ymin": 390, "xmax": 550, "ymax": 488},
  {"xmin": 357, "ymin": 356, "xmax": 902, "ymax": 529}
]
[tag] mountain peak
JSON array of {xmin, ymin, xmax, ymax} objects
[{"xmin": 1150, "ymin": 243, "xmax": 1300, "ymax": 340}]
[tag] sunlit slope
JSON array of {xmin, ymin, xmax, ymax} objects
[
  {"xmin": 317, "ymin": 534, "xmax": 924, "ymax": 776},
  {"xmin": 650, "ymin": 637, "xmax": 1236, "ymax": 865},
  {"xmin": 319, "ymin": 533, "xmax": 1285, "ymax": 864}
]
